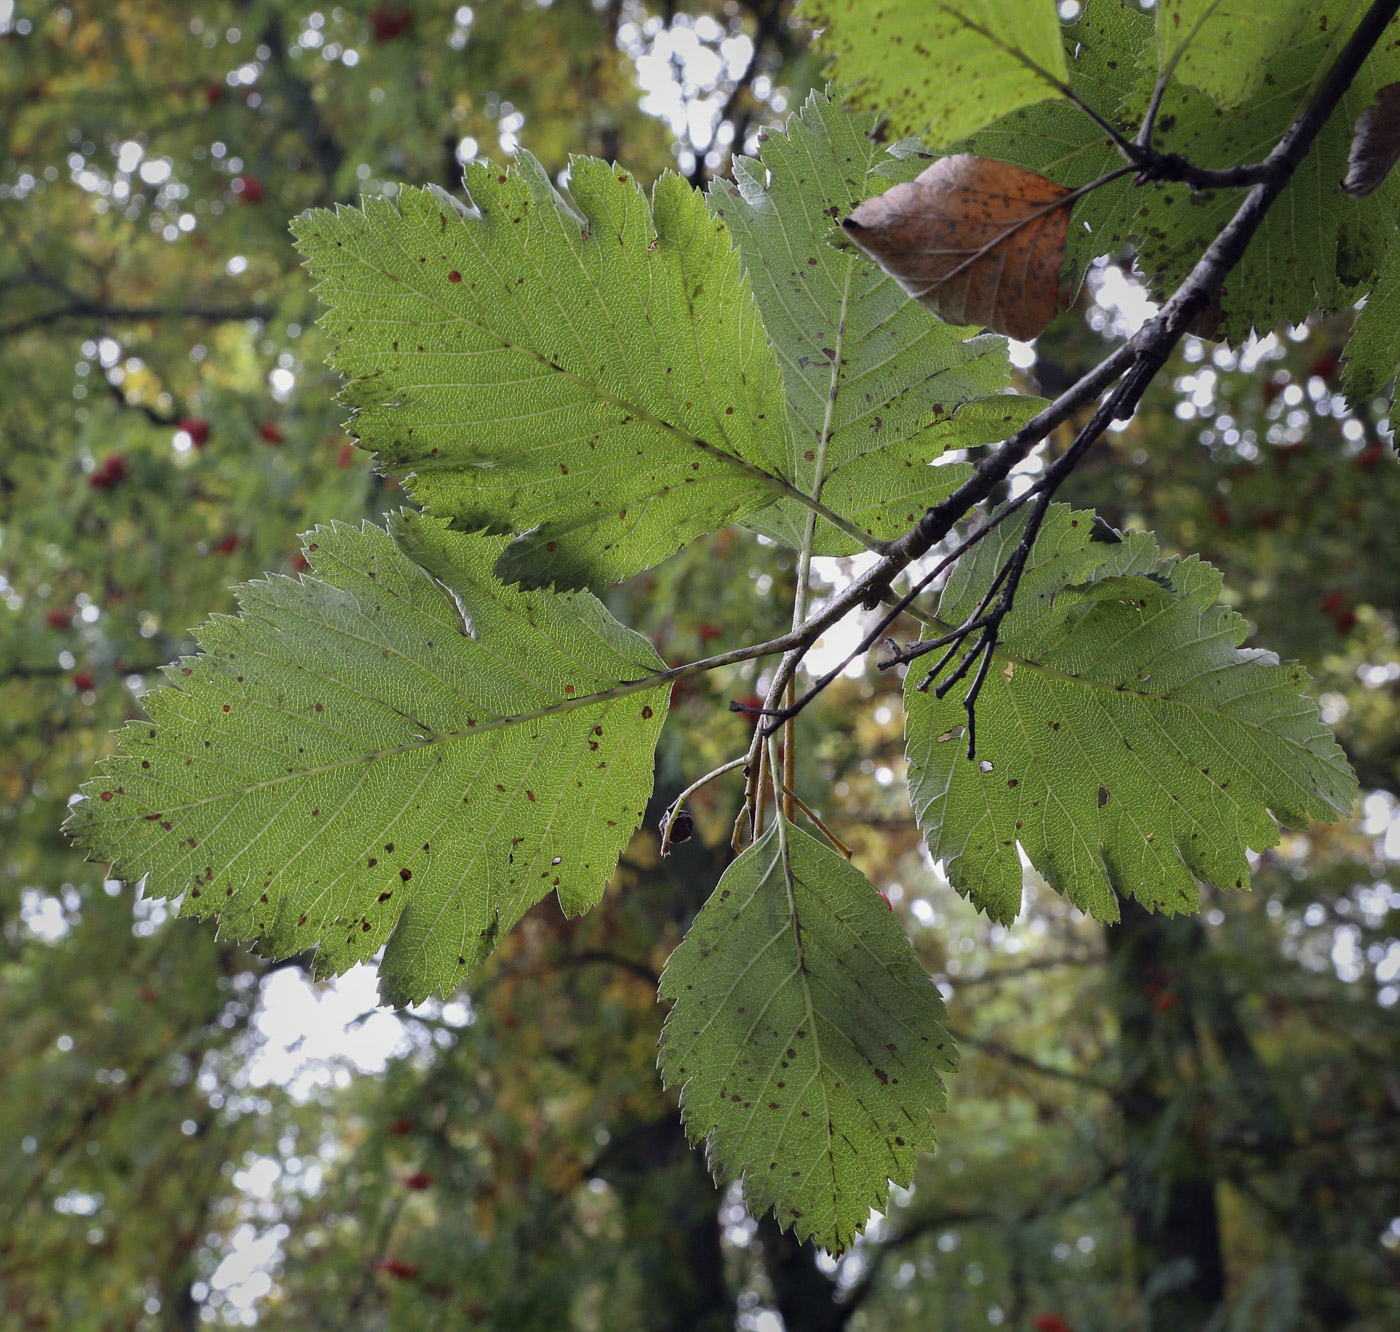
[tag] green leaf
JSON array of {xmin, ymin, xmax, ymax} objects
[
  {"xmin": 904, "ymin": 505, "xmax": 1357, "ymax": 926},
  {"xmin": 707, "ymin": 91, "xmax": 1015, "ymax": 554},
  {"xmin": 1342, "ymin": 238, "xmax": 1400, "ymax": 403},
  {"xmin": 956, "ymin": 0, "xmax": 1155, "ymax": 291},
  {"xmin": 1131, "ymin": 2, "xmax": 1400, "ymax": 340},
  {"xmin": 65, "ymin": 512, "xmax": 669, "ymax": 1006},
  {"xmin": 1156, "ymin": 0, "xmax": 1315, "ymax": 109},
  {"xmin": 800, "ymin": 0, "xmax": 1069, "ymax": 146},
  {"xmin": 292, "ymin": 154, "xmax": 793, "ymax": 591},
  {"xmin": 658, "ymin": 821, "xmax": 956, "ymax": 1254}
]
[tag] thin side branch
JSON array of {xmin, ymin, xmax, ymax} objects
[
  {"xmin": 835, "ymin": 1162, "xmax": 1122, "ymax": 1323},
  {"xmin": 780, "ymin": 782, "xmax": 853, "ymax": 859},
  {"xmin": 659, "ymin": 756, "xmax": 748, "ymax": 854},
  {"xmin": 913, "ymin": 356, "xmax": 1159, "ymax": 755},
  {"xmin": 1, "ymin": 297, "xmax": 276, "ymax": 340}
]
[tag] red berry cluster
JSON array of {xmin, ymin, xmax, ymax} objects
[
  {"xmin": 231, "ymin": 174, "xmax": 264, "ymax": 204},
  {"xmin": 178, "ymin": 416, "xmax": 211, "ymax": 448},
  {"xmin": 89, "ymin": 454, "xmax": 129, "ymax": 489},
  {"xmin": 369, "ymin": 7, "xmax": 415, "ymax": 43}
]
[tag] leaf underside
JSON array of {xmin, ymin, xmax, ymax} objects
[
  {"xmin": 659, "ymin": 822, "xmax": 956, "ymax": 1254},
  {"xmin": 292, "ymin": 155, "xmax": 793, "ymax": 592},
  {"xmin": 66, "ymin": 513, "xmax": 669, "ymax": 1005},
  {"xmin": 905, "ymin": 506, "xmax": 1357, "ymax": 926},
  {"xmin": 1343, "ymin": 237, "xmax": 1400, "ymax": 401},
  {"xmin": 707, "ymin": 90, "xmax": 1013, "ymax": 553}
]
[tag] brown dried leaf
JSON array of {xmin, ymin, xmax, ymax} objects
[
  {"xmin": 1342, "ymin": 82, "xmax": 1400, "ymax": 198},
  {"xmin": 842, "ymin": 155, "xmax": 1072, "ymax": 342}
]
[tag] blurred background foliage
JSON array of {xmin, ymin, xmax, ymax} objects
[{"xmin": 1, "ymin": 2, "xmax": 1398, "ymax": 1330}]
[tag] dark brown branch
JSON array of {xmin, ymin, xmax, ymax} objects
[
  {"xmin": 1144, "ymin": 0, "xmax": 1400, "ymax": 339},
  {"xmin": 1139, "ymin": 153, "xmax": 1274, "ymax": 191},
  {"xmin": 917, "ymin": 356, "xmax": 1158, "ymax": 754},
  {"xmin": 480, "ymin": 947, "xmax": 661, "ymax": 992},
  {"xmin": 950, "ymin": 1029, "xmax": 1118, "ymax": 1095},
  {"xmin": 945, "ymin": 952, "xmax": 1102, "ymax": 988},
  {"xmin": 102, "ymin": 373, "xmax": 180, "ymax": 427},
  {"xmin": 564, "ymin": 948, "xmax": 662, "ymax": 988},
  {"xmin": 2, "ymin": 659, "xmax": 172, "ymax": 684},
  {"xmin": 751, "ymin": 487, "xmax": 1057, "ymax": 737},
  {"xmin": 0, "ymin": 298, "xmax": 275, "ymax": 340},
  {"xmin": 937, "ymin": 0, "xmax": 1276, "ymax": 191}
]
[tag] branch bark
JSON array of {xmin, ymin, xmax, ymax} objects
[{"xmin": 0, "ymin": 298, "xmax": 276, "ymax": 341}]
